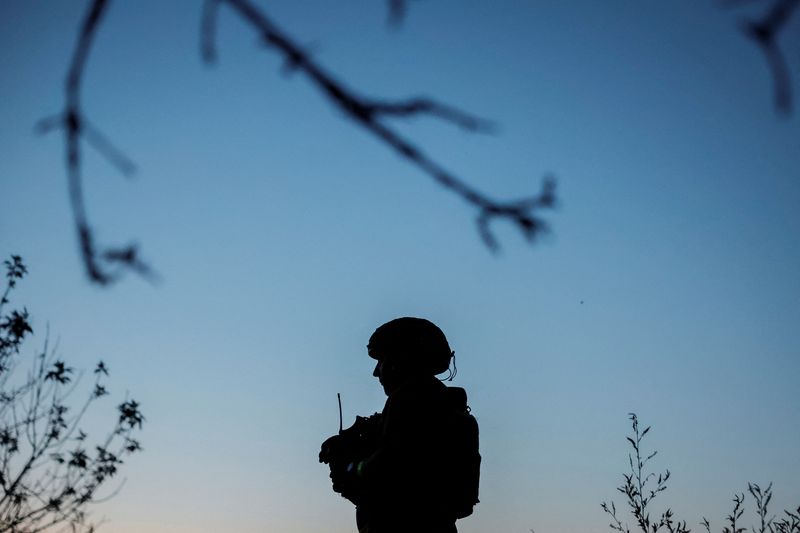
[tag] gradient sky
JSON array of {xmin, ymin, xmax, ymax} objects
[{"xmin": 1, "ymin": 1, "xmax": 799, "ymax": 532}]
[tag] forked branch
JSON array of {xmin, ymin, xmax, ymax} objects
[
  {"xmin": 205, "ymin": 0, "xmax": 557, "ymax": 250},
  {"xmin": 50, "ymin": 0, "xmax": 556, "ymax": 285},
  {"xmin": 728, "ymin": 0, "xmax": 800, "ymax": 114}
]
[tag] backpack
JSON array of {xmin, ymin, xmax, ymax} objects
[{"xmin": 444, "ymin": 386, "xmax": 481, "ymax": 519}]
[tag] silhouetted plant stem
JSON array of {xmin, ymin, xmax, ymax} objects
[
  {"xmin": 0, "ymin": 256, "xmax": 144, "ymax": 532},
  {"xmin": 49, "ymin": 0, "xmax": 556, "ymax": 286},
  {"xmin": 43, "ymin": 0, "xmax": 799, "ymax": 285},
  {"xmin": 38, "ymin": 0, "xmax": 151, "ymax": 286},
  {"xmin": 605, "ymin": 414, "xmax": 800, "ymax": 533},
  {"xmin": 603, "ymin": 414, "xmax": 690, "ymax": 533}
]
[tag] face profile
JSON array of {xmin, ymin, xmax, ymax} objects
[{"xmin": 372, "ymin": 359, "xmax": 403, "ymax": 396}]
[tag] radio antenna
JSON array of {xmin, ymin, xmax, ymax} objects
[{"xmin": 337, "ymin": 392, "xmax": 343, "ymax": 434}]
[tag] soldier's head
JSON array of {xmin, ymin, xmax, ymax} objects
[{"xmin": 367, "ymin": 317, "xmax": 453, "ymax": 395}]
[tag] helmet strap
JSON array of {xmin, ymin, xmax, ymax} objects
[{"xmin": 438, "ymin": 351, "xmax": 457, "ymax": 382}]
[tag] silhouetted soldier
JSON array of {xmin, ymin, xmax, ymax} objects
[{"xmin": 320, "ymin": 317, "xmax": 480, "ymax": 533}]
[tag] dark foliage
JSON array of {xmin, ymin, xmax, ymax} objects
[{"xmin": 0, "ymin": 256, "xmax": 144, "ymax": 532}]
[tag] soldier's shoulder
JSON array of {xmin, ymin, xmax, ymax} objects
[{"xmin": 385, "ymin": 377, "xmax": 449, "ymax": 415}]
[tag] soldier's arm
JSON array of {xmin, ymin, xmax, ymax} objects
[{"xmin": 352, "ymin": 387, "xmax": 428, "ymax": 495}]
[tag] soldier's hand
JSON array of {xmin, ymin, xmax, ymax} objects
[
  {"xmin": 330, "ymin": 462, "xmax": 360, "ymax": 503},
  {"xmin": 329, "ymin": 465, "xmax": 346, "ymax": 493}
]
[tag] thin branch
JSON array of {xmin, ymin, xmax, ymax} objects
[
  {"xmin": 0, "ymin": 261, "xmax": 144, "ymax": 532},
  {"xmin": 219, "ymin": 0, "xmax": 556, "ymax": 252},
  {"xmin": 720, "ymin": 0, "xmax": 768, "ymax": 6},
  {"xmin": 388, "ymin": 0, "xmax": 407, "ymax": 26},
  {"xmin": 42, "ymin": 0, "xmax": 153, "ymax": 286},
  {"xmin": 35, "ymin": 117, "xmax": 136, "ymax": 178},
  {"xmin": 730, "ymin": 0, "xmax": 800, "ymax": 114},
  {"xmin": 67, "ymin": 0, "xmax": 112, "ymax": 285},
  {"xmin": 52, "ymin": 0, "xmax": 555, "ymax": 286},
  {"xmin": 200, "ymin": 0, "xmax": 220, "ymax": 64}
]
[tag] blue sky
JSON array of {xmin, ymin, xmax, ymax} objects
[{"xmin": 1, "ymin": 1, "xmax": 799, "ymax": 532}]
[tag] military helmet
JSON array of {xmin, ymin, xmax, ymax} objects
[{"xmin": 367, "ymin": 317, "xmax": 453, "ymax": 375}]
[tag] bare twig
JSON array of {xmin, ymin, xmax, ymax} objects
[
  {"xmin": 728, "ymin": 0, "xmax": 800, "ymax": 114},
  {"xmin": 218, "ymin": 0, "xmax": 556, "ymax": 252},
  {"xmin": 723, "ymin": 493, "xmax": 746, "ymax": 533},
  {"xmin": 49, "ymin": 0, "xmax": 555, "ymax": 285},
  {"xmin": 773, "ymin": 505, "xmax": 800, "ymax": 533},
  {"xmin": 200, "ymin": 0, "xmax": 220, "ymax": 64},
  {"xmin": 366, "ymin": 98, "xmax": 496, "ymax": 132},
  {"xmin": 79, "ymin": 121, "xmax": 137, "ymax": 178},
  {"xmin": 748, "ymin": 482, "xmax": 776, "ymax": 533},
  {"xmin": 39, "ymin": 0, "xmax": 153, "ymax": 286},
  {"xmin": 720, "ymin": 0, "xmax": 767, "ymax": 7}
]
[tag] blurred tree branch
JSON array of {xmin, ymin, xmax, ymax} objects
[
  {"xmin": 39, "ymin": 0, "xmax": 798, "ymax": 285},
  {"xmin": 208, "ymin": 0, "xmax": 557, "ymax": 251},
  {"xmin": 45, "ymin": 0, "xmax": 556, "ymax": 286},
  {"xmin": 725, "ymin": 0, "xmax": 800, "ymax": 114}
]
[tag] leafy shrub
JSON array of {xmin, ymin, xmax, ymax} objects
[{"xmin": 0, "ymin": 256, "xmax": 144, "ymax": 532}]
